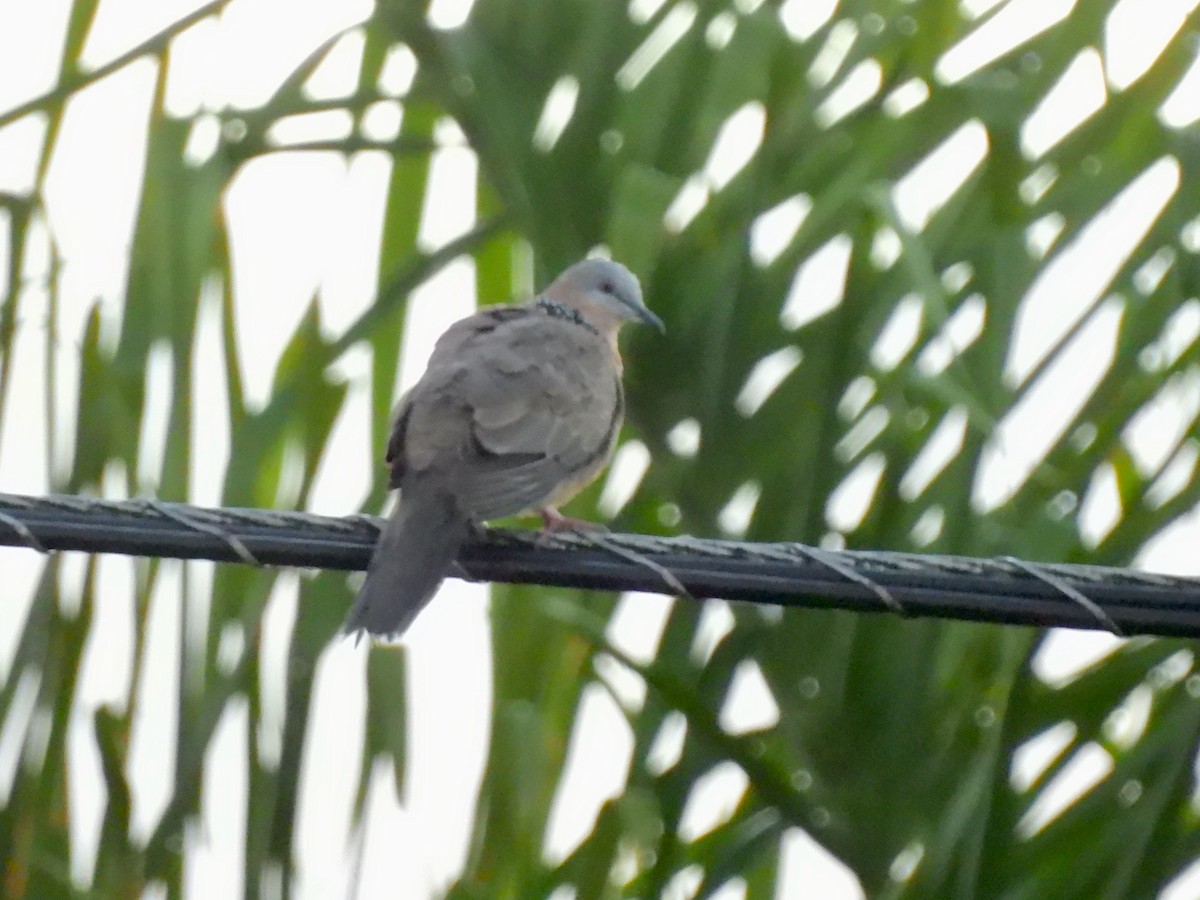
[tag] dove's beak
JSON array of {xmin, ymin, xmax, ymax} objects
[{"xmin": 637, "ymin": 306, "xmax": 666, "ymax": 333}]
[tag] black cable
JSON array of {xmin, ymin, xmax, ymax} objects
[{"xmin": 1, "ymin": 492, "xmax": 1198, "ymax": 637}]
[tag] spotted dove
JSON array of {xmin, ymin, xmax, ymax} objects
[{"xmin": 345, "ymin": 258, "xmax": 664, "ymax": 638}]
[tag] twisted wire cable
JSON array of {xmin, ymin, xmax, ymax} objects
[{"xmin": 1, "ymin": 492, "xmax": 1197, "ymax": 637}]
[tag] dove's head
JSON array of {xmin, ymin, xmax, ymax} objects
[{"xmin": 546, "ymin": 258, "xmax": 665, "ymax": 336}]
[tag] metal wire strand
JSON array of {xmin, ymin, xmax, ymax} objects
[
  {"xmin": 2, "ymin": 491, "xmax": 1199, "ymax": 637},
  {"xmin": 789, "ymin": 543, "xmax": 904, "ymax": 615},
  {"xmin": 999, "ymin": 556, "xmax": 1125, "ymax": 637},
  {"xmin": 135, "ymin": 499, "xmax": 263, "ymax": 567},
  {"xmin": 563, "ymin": 528, "xmax": 694, "ymax": 600},
  {"xmin": 0, "ymin": 510, "xmax": 49, "ymax": 554}
]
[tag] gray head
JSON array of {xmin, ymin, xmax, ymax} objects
[{"xmin": 546, "ymin": 258, "xmax": 665, "ymax": 333}]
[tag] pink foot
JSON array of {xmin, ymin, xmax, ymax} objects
[{"xmin": 538, "ymin": 507, "xmax": 609, "ymax": 535}]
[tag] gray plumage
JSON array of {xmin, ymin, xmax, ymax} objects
[{"xmin": 345, "ymin": 258, "xmax": 662, "ymax": 638}]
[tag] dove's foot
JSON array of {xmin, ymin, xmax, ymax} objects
[{"xmin": 538, "ymin": 507, "xmax": 609, "ymax": 535}]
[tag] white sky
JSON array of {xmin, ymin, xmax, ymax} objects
[{"xmin": 2, "ymin": 0, "xmax": 1200, "ymax": 898}]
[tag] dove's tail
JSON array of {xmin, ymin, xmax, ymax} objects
[{"xmin": 344, "ymin": 484, "xmax": 470, "ymax": 638}]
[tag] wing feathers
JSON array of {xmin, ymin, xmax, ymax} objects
[{"xmin": 383, "ymin": 302, "xmax": 623, "ymax": 520}]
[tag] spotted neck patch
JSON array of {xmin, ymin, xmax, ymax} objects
[{"xmin": 536, "ymin": 296, "xmax": 600, "ymax": 336}]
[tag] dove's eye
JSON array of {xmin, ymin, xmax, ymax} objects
[{"xmin": 599, "ymin": 280, "xmax": 616, "ymax": 294}]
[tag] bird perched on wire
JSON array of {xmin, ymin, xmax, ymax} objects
[{"xmin": 344, "ymin": 258, "xmax": 664, "ymax": 639}]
